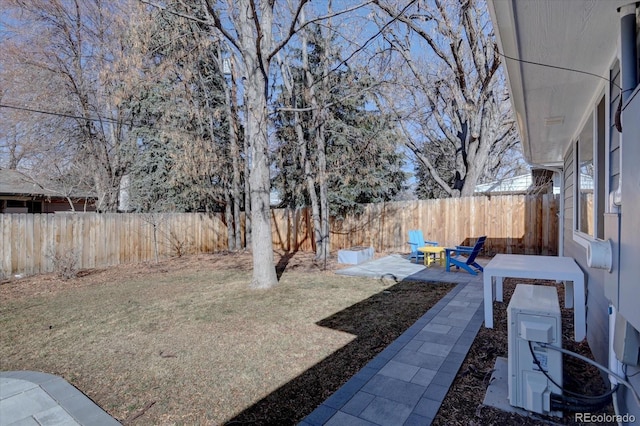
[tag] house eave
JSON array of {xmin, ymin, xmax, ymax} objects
[
  {"xmin": 487, "ymin": 0, "xmax": 531, "ymax": 163},
  {"xmin": 489, "ymin": 0, "xmax": 628, "ymax": 165}
]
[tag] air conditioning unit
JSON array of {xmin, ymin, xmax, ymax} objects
[{"xmin": 508, "ymin": 284, "xmax": 563, "ymax": 416}]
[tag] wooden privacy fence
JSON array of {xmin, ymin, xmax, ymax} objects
[
  {"xmin": 0, "ymin": 213, "xmax": 228, "ymax": 277},
  {"xmin": 1, "ymin": 194, "xmax": 558, "ymax": 277},
  {"xmin": 329, "ymin": 194, "xmax": 559, "ymax": 255}
]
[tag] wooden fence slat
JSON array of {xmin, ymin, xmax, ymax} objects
[
  {"xmin": 2, "ymin": 215, "xmax": 13, "ymax": 275},
  {"xmin": 1, "ymin": 194, "xmax": 559, "ymax": 276}
]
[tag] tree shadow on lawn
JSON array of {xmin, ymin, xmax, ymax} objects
[
  {"xmin": 275, "ymin": 250, "xmax": 298, "ymax": 280},
  {"xmin": 226, "ymin": 279, "xmax": 456, "ymax": 425}
]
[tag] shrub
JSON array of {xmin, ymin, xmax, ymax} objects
[{"xmin": 47, "ymin": 248, "xmax": 79, "ymax": 280}]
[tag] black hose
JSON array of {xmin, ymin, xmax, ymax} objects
[{"xmin": 527, "ymin": 341, "xmax": 616, "ymax": 412}]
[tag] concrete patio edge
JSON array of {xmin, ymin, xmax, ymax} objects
[{"xmin": 0, "ymin": 371, "xmax": 121, "ymax": 426}]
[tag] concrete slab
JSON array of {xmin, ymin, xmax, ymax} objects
[
  {"xmin": 34, "ymin": 405, "xmax": 80, "ymax": 425},
  {"xmin": 0, "ymin": 387, "xmax": 60, "ymax": 425},
  {"xmin": 483, "ymin": 357, "xmax": 530, "ymax": 416},
  {"xmin": 335, "ymin": 255, "xmax": 426, "ymax": 281},
  {"xmin": 341, "ymin": 392, "xmax": 375, "ymax": 417},
  {"xmin": 325, "ymin": 411, "xmax": 379, "ymax": 426},
  {"xmin": 0, "ymin": 372, "xmax": 120, "ymax": 426},
  {"xmin": 0, "ymin": 379, "xmax": 38, "ymax": 399},
  {"xmin": 409, "ymin": 368, "xmax": 437, "ymax": 387},
  {"xmin": 378, "ymin": 361, "xmax": 421, "ymax": 382},
  {"xmin": 483, "ymin": 357, "xmax": 562, "ymax": 424},
  {"xmin": 359, "ymin": 396, "xmax": 413, "ymax": 425},
  {"xmin": 361, "ymin": 375, "xmax": 426, "ymax": 407}
]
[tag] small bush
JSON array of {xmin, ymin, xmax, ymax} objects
[
  {"xmin": 47, "ymin": 248, "xmax": 79, "ymax": 280},
  {"xmin": 169, "ymin": 230, "xmax": 191, "ymax": 258}
]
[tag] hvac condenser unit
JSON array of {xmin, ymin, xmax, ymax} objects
[{"xmin": 508, "ymin": 284, "xmax": 563, "ymax": 416}]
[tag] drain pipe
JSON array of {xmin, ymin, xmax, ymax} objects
[
  {"xmin": 619, "ymin": 4, "xmax": 638, "ymax": 104},
  {"xmin": 609, "ymin": 305, "xmax": 626, "ymax": 424},
  {"xmin": 555, "ymin": 168, "xmax": 564, "ymax": 257}
]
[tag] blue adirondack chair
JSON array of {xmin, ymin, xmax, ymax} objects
[
  {"xmin": 407, "ymin": 230, "xmax": 438, "ymax": 263},
  {"xmin": 445, "ymin": 236, "xmax": 487, "ymax": 275}
]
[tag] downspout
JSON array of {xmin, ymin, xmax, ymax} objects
[
  {"xmin": 612, "ymin": 2, "xmax": 638, "ymax": 209},
  {"xmin": 620, "ymin": 3, "xmax": 638, "ymax": 103},
  {"xmin": 610, "ymin": 4, "xmax": 638, "ymax": 422},
  {"xmin": 610, "ymin": 305, "xmax": 626, "ymax": 422}
]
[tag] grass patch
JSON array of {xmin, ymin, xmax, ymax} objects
[{"xmin": 0, "ymin": 252, "xmax": 454, "ymax": 425}]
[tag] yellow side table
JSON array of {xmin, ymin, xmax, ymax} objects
[{"xmin": 417, "ymin": 246, "xmax": 446, "ymax": 267}]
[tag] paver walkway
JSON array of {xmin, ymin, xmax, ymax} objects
[
  {"xmin": 0, "ymin": 371, "xmax": 120, "ymax": 426},
  {"xmin": 302, "ymin": 255, "xmax": 485, "ymax": 425}
]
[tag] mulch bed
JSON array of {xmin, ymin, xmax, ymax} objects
[{"xmin": 434, "ymin": 278, "xmax": 615, "ymax": 426}]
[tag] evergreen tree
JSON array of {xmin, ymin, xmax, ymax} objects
[
  {"xmin": 126, "ymin": 6, "xmax": 232, "ymax": 213},
  {"xmin": 273, "ymin": 25, "xmax": 406, "ymax": 218}
]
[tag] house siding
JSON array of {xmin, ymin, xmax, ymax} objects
[
  {"xmin": 563, "ymin": 146, "xmax": 610, "ymax": 368},
  {"xmin": 617, "ymin": 85, "xmax": 640, "ymax": 419},
  {"xmin": 564, "ymin": 67, "xmax": 640, "ymax": 421},
  {"xmin": 610, "ymin": 63, "xmax": 621, "ymax": 193},
  {"xmin": 563, "ymin": 148, "xmax": 574, "ymax": 236}
]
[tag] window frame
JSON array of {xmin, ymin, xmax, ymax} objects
[{"xmin": 572, "ymin": 91, "xmax": 607, "ymax": 246}]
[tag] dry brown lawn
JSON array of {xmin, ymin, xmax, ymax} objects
[
  {"xmin": 0, "ymin": 251, "xmax": 454, "ymax": 425},
  {"xmin": 1, "ymin": 252, "xmax": 613, "ymax": 425}
]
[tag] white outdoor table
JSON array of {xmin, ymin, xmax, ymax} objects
[{"xmin": 483, "ymin": 254, "xmax": 586, "ymax": 341}]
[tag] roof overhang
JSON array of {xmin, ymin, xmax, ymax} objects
[
  {"xmin": 0, "ymin": 169, "xmax": 95, "ymax": 199},
  {"xmin": 488, "ymin": 0, "xmax": 630, "ymax": 166}
]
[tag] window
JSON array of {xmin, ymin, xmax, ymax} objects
[
  {"xmin": 576, "ymin": 116, "xmax": 594, "ymax": 235},
  {"xmin": 575, "ymin": 96, "xmax": 606, "ymax": 239}
]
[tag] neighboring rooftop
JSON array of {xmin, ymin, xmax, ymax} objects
[
  {"xmin": 474, "ymin": 173, "xmax": 561, "ymax": 195},
  {"xmin": 0, "ymin": 169, "xmax": 94, "ymax": 199},
  {"xmin": 0, "ymin": 169, "xmax": 61, "ymax": 197}
]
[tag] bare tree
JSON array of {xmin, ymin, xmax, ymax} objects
[
  {"xmin": 373, "ymin": 0, "xmax": 520, "ymax": 197},
  {"xmin": 200, "ymin": 0, "xmax": 375, "ymax": 285},
  {"xmin": 200, "ymin": 0, "xmax": 313, "ymax": 288},
  {"xmin": 217, "ymin": 48, "xmax": 244, "ymax": 251},
  {"xmin": 0, "ymin": 37, "xmax": 74, "ymax": 172},
  {"xmin": 273, "ymin": 7, "xmax": 330, "ymax": 261},
  {"xmin": 1, "ymin": 0, "xmax": 147, "ymax": 211}
]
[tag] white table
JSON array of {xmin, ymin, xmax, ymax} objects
[{"xmin": 483, "ymin": 254, "xmax": 586, "ymax": 341}]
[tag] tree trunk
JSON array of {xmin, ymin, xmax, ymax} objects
[
  {"xmin": 301, "ymin": 20, "xmax": 330, "ymax": 260},
  {"xmin": 316, "ymin": 4, "xmax": 332, "ymax": 260},
  {"xmin": 237, "ymin": 0, "xmax": 278, "ymax": 288},
  {"xmin": 316, "ymin": 118, "xmax": 330, "ymax": 259},
  {"xmin": 243, "ymin": 94, "xmax": 252, "ymax": 249},
  {"xmin": 295, "ymin": 110, "xmax": 322, "ymax": 256},
  {"xmin": 246, "ymin": 77, "xmax": 278, "ymax": 288},
  {"xmin": 229, "ymin": 60, "xmax": 243, "ymax": 250},
  {"xmin": 225, "ymin": 190, "xmax": 234, "ymax": 250},
  {"xmin": 220, "ymin": 47, "xmax": 242, "ymax": 250}
]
